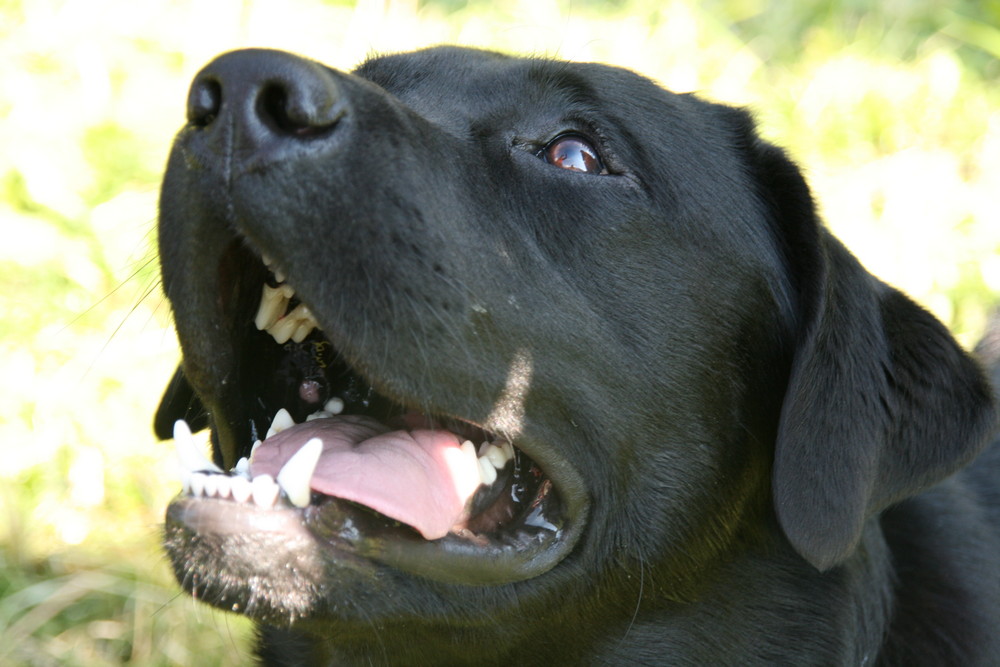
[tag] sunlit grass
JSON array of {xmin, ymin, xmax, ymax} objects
[{"xmin": 1, "ymin": 0, "xmax": 997, "ymax": 662}]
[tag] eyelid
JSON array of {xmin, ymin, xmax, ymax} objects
[{"xmin": 538, "ymin": 133, "xmax": 607, "ymax": 174}]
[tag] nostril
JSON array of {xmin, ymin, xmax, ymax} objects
[
  {"xmin": 258, "ymin": 81, "xmax": 341, "ymax": 139},
  {"xmin": 189, "ymin": 77, "xmax": 222, "ymax": 128}
]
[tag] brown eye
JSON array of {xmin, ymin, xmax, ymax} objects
[{"xmin": 540, "ymin": 134, "xmax": 606, "ymax": 174}]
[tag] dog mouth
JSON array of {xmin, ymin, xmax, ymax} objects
[{"xmin": 166, "ymin": 244, "xmax": 582, "ymax": 589}]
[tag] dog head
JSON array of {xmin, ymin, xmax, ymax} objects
[{"xmin": 156, "ymin": 46, "xmax": 996, "ymax": 658}]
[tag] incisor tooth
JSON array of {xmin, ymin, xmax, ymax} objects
[
  {"xmin": 276, "ymin": 438, "xmax": 323, "ymax": 508},
  {"xmin": 231, "ymin": 476, "xmax": 252, "ymax": 503},
  {"xmin": 190, "ymin": 472, "xmax": 207, "ymax": 496},
  {"xmin": 203, "ymin": 474, "xmax": 219, "ymax": 497},
  {"xmin": 174, "ymin": 419, "xmax": 222, "ymax": 474}
]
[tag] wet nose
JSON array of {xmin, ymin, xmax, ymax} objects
[{"xmin": 186, "ymin": 48, "xmax": 344, "ymax": 162}]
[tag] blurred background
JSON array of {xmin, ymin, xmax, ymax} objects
[{"xmin": 1, "ymin": 0, "xmax": 998, "ymax": 663}]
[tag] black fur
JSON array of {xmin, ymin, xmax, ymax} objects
[{"xmin": 156, "ymin": 46, "xmax": 999, "ymax": 664}]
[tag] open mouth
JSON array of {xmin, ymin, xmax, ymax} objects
[{"xmin": 167, "ymin": 243, "xmax": 582, "ymax": 586}]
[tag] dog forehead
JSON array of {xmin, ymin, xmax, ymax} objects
[{"xmin": 353, "ymin": 46, "xmax": 652, "ymax": 130}]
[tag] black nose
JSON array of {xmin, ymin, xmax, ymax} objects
[{"xmin": 187, "ymin": 49, "xmax": 344, "ymax": 162}]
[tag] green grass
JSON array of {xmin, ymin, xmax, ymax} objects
[{"xmin": 0, "ymin": 0, "xmax": 997, "ymax": 662}]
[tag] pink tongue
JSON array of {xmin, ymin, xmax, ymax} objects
[{"xmin": 248, "ymin": 415, "xmax": 482, "ymax": 540}]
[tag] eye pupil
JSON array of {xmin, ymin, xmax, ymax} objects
[{"xmin": 543, "ymin": 135, "xmax": 604, "ymax": 174}]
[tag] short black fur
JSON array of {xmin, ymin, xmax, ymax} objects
[{"xmin": 156, "ymin": 46, "xmax": 999, "ymax": 665}]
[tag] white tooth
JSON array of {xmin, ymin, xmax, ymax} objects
[
  {"xmin": 231, "ymin": 476, "xmax": 252, "ymax": 503},
  {"xmin": 215, "ymin": 475, "xmax": 232, "ymax": 499},
  {"xmin": 478, "ymin": 456, "xmax": 497, "ymax": 486},
  {"xmin": 267, "ymin": 315, "xmax": 300, "ymax": 344},
  {"xmin": 501, "ymin": 442, "xmax": 515, "ymax": 462},
  {"xmin": 324, "ymin": 398, "xmax": 344, "ymax": 415},
  {"xmin": 485, "ymin": 444, "xmax": 510, "ymax": 470},
  {"xmin": 173, "ymin": 420, "xmax": 223, "ymax": 474},
  {"xmin": 286, "ymin": 303, "xmax": 311, "ymax": 321},
  {"xmin": 233, "ymin": 457, "xmax": 251, "ymax": 478},
  {"xmin": 279, "ymin": 284, "xmax": 295, "ymax": 299},
  {"xmin": 306, "ymin": 410, "xmax": 333, "ymax": 421},
  {"xmin": 251, "ymin": 474, "xmax": 280, "ymax": 508},
  {"xmin": 262, "ymin": 253, "xmax": 273, "ymax": 267},
  {"xmin": 291, "ymin": 321, "xmax": 314, "ymax": 343},
  {"xmin": 273, "ymin": 267, "xmax": 286, "ymax": 283},
  {"xmin": 276, "ymin": 438, "xmax": 323, "ymax": 508},
  {"xmin": 250, "ymin": 440, "xmax": 262, "ymax": 460},
  {"xmin": 460, "ymin": 440, "xmax": 477, "ymax": 461},
  {"xmin": 190, "ymin": 472, "xmax": 207, "ymax": 496},
  {"xmin": 255, "ymin": 284, "xmax": 290, "ymax": 331},
  {"xmin": 266, "ymin": 408, "xmax": 295, "ymax": 439},
  {"xmin": 203, "ymin": 474, "xmax": 219, "ymax": 497}
]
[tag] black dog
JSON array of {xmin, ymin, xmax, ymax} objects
[{"xmin": 155, "ymin": 46, "xmax": 999, "ymax": 665}]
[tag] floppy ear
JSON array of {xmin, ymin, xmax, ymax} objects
[
  {"xmin": 741, "ymin": 129, "xmax": 997, "ymax": 570},
  {"xmin": 770, "ymin": 208, "xmax": 997, "ymax": 572}
]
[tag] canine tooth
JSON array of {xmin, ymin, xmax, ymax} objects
[
  {"xmin": 255, "ymin": 284, "xmax": 290, "ymax": 330},
  {"xmin": 266, "ymin": 409, "xmax": 296, "ymax": 439},
  {"xmin": 478, "ymin": 456, "xmax": 497, "ymax": 485},
  {"xmin": 276, "ymin": 438, "xmax": 322, "ymax": 508},
  {"xmin": 231, "ymin": 476, "xmax": 253, "ymax": 503},
  {"xmin": 173, "ymin": 420, "xmax": 223, "ymax": 474},
  {"xmin": 190, "ymin": 472, "xmax": 207, "ymax": 496},
  {"xmin": 324, "ymin": 398, "xmax": 344, "ymax": 415},
  {"xmin": 251, "ymin": 474, "xmax": 280, "ymax": 508}
]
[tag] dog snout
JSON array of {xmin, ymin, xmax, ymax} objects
[{"xmin": 186, "ymin": 48, "xmax": 345, "ymax": 162}]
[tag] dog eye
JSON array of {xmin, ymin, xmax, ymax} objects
[{"xmin": 540, "ymin": 134, "xmax": 606, "ymax": 174}]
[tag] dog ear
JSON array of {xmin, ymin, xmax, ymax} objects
[
  {"xmin": 740, "ymin": 130, "xmax": 997, "ymax": 570},
  {"xmin": 770, "ymin": 215, "xmax": 997, "ymax": 572}
]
